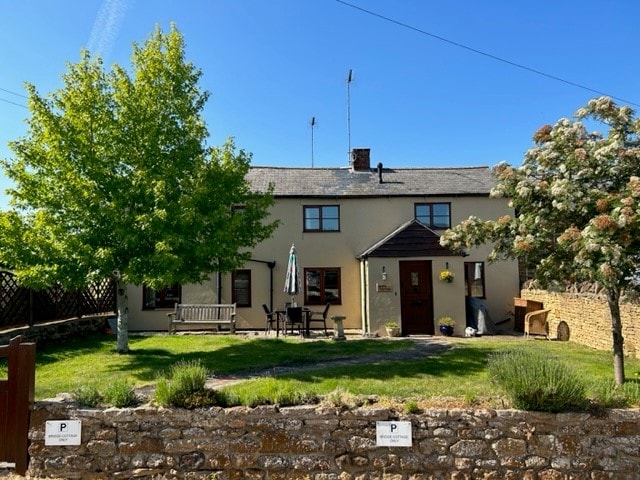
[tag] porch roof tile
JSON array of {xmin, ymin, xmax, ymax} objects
[{"xmin": 358, "ymin": 219, "xmax": 460, "ymax": 258}]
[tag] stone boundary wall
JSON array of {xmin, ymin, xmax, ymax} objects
[
  {"xmin": 27, "ymin": 401, "xmax": 640, "ymax": 479},
  {"xmin": 521, "ymin": 288, "xmax": 640, "ymax": 359},
  {"xmin": 0, "ymin": 315, "xmax": 111, "ymax": 346}
]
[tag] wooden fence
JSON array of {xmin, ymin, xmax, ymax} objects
[{"xmin": 0, "ymin": 271, "xmax": 115, "ymax": 329}]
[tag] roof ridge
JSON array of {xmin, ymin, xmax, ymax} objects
[{"xmin": 249, "ymin": 165, "xmax": 490, "ymax": 171}]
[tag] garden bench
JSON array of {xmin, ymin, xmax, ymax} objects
[{"xmin": 167, "ymin": 303, "xmax": 236, "ymax": 334}]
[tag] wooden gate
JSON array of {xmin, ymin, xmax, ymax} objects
[{"xmin": 0, "ymin": 336, "xmax": 36, "ymax": 476}]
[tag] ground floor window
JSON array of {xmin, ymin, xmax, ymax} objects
[
  {"xmin": 464, "ymin": 262, "xmax": 485, "ymax": 298},
  {"xmin": 232, "ymin": 269, "xmax": 251, "ymax": 307},
  {"xmin": 304, "ymin": 267, "xmax": 341, "ymax": 305},
  {"xmin": 143, "ymin": 284, "xmax": 181, "ymax": 309}
]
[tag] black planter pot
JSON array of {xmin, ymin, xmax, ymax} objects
[{"xmin": 439, "ymin": 325, "xmax": 454, "ymax": 336}]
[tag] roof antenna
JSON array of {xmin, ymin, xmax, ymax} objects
[
  {"xmin": 310, "ymin": 116, "xmax": 316, "ymax": 168},
  {"xmin": 347, "ymin": 69, "xmax": 353, "ymax": 166}
]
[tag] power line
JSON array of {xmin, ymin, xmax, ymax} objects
[
  {"xmin": 0, "ymin": 97, "xmax": 27, "ymax": 109},
  {"xmin": 335, "ymin": 0, "xmax": 640, "ymax": 108},
  {"xmin": 0, "ymin": 87, "xmax": 28, "ymax": 108},
  {"xmin": 0, "ymin": 87, "xmax": 27, "ymax": 99}
]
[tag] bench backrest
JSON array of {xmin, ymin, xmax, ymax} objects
[{"xmin": 176, "ymin": 304, "xmax": 236, "ymax": 321}]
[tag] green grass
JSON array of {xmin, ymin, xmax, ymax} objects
[
  {"xmin": 220, "ymin": 338, "xmax": 640, "ymax": 409},
  {"xmin": 30, "ymin": 333, "xmax": 411, "ymax": 400},
  {"xmin": 9, "ymin": 333, "xmax": 640, "ymax": 409}
]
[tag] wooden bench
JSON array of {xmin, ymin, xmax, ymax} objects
[{"xmin": 167, "ymin": 303, "xmax": 236, "ymax": 334}]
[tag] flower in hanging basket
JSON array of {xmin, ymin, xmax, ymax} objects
[{"xmin": 439, "ymin": 269, "xmax": 454, "ymax": 283}]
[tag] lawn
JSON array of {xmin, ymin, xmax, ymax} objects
[
  {"xmin": 7, "ymin": 333, "xmax": 640, "ymax": 408},
  {"xmin": 28, "ymin": 333, "xmax": 411, "ymax": 400},
  {"xmin": 223, "ymin": 337, "xmax": 640, "ymax": 408}
]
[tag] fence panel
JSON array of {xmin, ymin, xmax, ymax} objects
[{"xmin": 0, "ymin": 272, "xmax": 115, "ymax": 329}]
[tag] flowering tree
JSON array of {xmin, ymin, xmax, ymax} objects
[{"xmin": 440, "ymin": 97, "xmax": 640, "ymax": 385}]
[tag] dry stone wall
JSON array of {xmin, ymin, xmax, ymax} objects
[
  {"xmin": 521, "ymin": 288, "xmax": 640, "ymax": 359},
  {"xmin": 27, "ymin": 400, "xmax": 640, "ymax": 479},
  {"xmin": 0, "ymin": 315, "xmax": 110, "ymax": 347}
]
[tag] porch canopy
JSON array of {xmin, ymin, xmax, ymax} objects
[{"xmin": 357, "ymin": 219, "xmax": 460, "ymax": 259}]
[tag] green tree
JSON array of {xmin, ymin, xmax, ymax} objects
[
  {"xmin": 0, "ymin": 25, "xmax": 277, "ymax": 353},
  {"xmin": 440, "ymin": 97, "xmax": 640, "ymax": 385}
]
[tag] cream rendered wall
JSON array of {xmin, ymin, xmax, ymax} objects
[
  {"xmin": 364, "ymin": 256, "xmax": 467, "ymax": 337},
  {"xmin": 127, "ymin": 278, "xmax": 218, "ymax": 331},
  {"xmin": 127, "ymin": 194, "xmax": 518, "ymax": 333},
  {"xmin": 449, "ymin": 197, "xmax": 519, "ymax": 323}
]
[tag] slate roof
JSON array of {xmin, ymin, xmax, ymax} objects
[
  {"xmin": 246, "ymin": 166, "xmax": 495, "ymax": 198},
  {"xmin": 358, "ymin": 219, "xmax": 460, "ymax": 258}
]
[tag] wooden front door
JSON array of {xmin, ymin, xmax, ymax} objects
[{"xmin": 399, "ymin": 260, "xmax": 434, "ymax": 335}]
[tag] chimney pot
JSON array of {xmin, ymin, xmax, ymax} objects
[{"xmin": 377, "ymin": 162, "xmax": 383, "ymax": 183}]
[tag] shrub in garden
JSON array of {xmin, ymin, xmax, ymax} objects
[
  {"xmin": 103, "ymin": 378, "xmax": 138, "ymax": 408},
  {"xmin": 488, "ymin": 348, "xmax": 587, "ymax": 412},
  {"xmin": 155, "ymin": 359, "xmax": 209, "ymax": 408},
  {"xmin": 71, "ymin": 383, "xmax": 102, "ymax": 407}
]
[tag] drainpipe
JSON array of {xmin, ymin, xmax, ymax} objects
[
  {"xmin": 250, "ymin": 259, "xmax": 276, "ymax": 312},
  {"xmin": 217, "ymin": 271, "xmax": 222, "ymax": 304},
  {"xmin": 361, "ymin": 257, "xmax": 369, "ymax": 335}
]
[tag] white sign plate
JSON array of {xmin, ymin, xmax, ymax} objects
[
  {"xmin": 45, "ymin": 420, "xmax": 82, "ymax": 446},
  {"xmin": 376, "ymin": 421, "xmax": 412, "ymax": 447}
]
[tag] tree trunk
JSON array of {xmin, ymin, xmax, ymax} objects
[
  {"xmin": 114, "ymin": 274, "xmax": 129, "ymax": 354},
  {"xmin": 606, "ymin": 286, "xmax": 625, "ymax": 385}
]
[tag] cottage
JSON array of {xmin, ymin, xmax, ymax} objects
[{"xmin": 127, "ymin": 148, "xmax": 519, "ymax": 336}]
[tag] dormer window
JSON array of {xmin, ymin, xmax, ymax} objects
[{"xmin": 415, "ymin": 203, "xmax": 450, "ymax": 229}]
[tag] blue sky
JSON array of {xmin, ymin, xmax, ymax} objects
[{"xmin": 1, "ymin": 1, "xmax": 639, "ymax": 208}]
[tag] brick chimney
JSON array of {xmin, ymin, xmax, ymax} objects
[{"xmin": 350, "ymin": 148, "xmax": 371, "ymax": 171}]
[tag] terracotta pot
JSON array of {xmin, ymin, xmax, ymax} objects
[{"xmin": 386, "ymin": 327, "xmax": 400, "ymax": 337}]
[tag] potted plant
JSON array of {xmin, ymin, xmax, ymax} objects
[
  {"xmin": 385, "ymin": 321, "xmax": 401, "ymax": 337},
  {"xmin": 439, "ymin": 269, "xmax": 455, "ymax": 283},
  {"xmin": 437, "ymin": 316, "xmax": 455, "ymax": 336}
]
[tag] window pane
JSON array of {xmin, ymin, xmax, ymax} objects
[
  {"xmin": 305, "ymin": 270, "xmax": 321, "ymax": 303},
  {"xmin": 465, "ymin": 262, "xmax": 485, "ymax": 298},
  {"xmin": 322, "ymin": 218, "xmax": 339, "ymax": 231},
  {"xmin": 415, "ymin": 204, "xmax": 430, "ymax": 224},
  {"xmin": 432, "ymin": 203, "xmax": 450, "ymax": 228},
  {"xmin": 233, "ymin": 270, "xmax": 251, "ymax": 307},
  {"xmin": 163, "ymin": 285, "xmax": 181, "ymax": 304},
  {"xmin": 322, "ymin": 206, "xmax": 339, "ymax": 218},
  {"xmin": 144, "ymin": 288, "xmax": 157, "ymax": 309},
  {"xmin": 143, "ymin": 284, "xmax": 181, "ymax": 309},
  {"xmin": 305, "ymin": 218, "xmax": 320, "ymax": 230},
  {"xmin": 304, "ymin": 207, "xmax": 320, "ymax": 231},
  {"xmin": 324, "ymin": 270, "xmax": 340, "ymax": 303},
  {"xmin": 321, "ymin": 206, "xmax": 340, "ymax": 231},
  {"xmin": 431, "ymin": 203, "xmax": 449, "ymax": 216}
]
